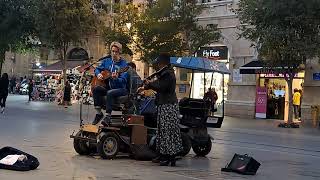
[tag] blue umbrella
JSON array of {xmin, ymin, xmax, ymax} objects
[{"xmin": 170, "ymin": 57, "xmax": 230, "ymax": 74}]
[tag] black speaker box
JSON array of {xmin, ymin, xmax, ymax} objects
[{"xmin": 221, "ymin": 154, "xmax": 261, "ymax": 175}]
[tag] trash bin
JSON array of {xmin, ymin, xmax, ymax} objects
[{"xmin": 311, "ymin": 105, "xmax": 320, "ymax": 128}]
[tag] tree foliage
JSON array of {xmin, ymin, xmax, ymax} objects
[
  {"xmin": 237, "ymin": 0, "xmax": 320, "ymax": 72},
  {"xmin": 0, "ymin": 0, "xmax": 36, "ymax": 74},
  {"xmin": 33, "ymin": 0, "xmax": 103, "ymax": 82},
  {"xmin": 237, "ymin": 0, "xmax": 320, "ymax": 123},
  {"xmin": 103, "ymin": 0, "xmax": 220, "ymax": 62}
]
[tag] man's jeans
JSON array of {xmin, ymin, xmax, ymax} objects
[
  {"xmin": 92, "ymin": 86, "xmax": 128, "ymax": 113},
  {"xmin": 293, "ymin": 105, "xmax": 300, "ymax": 119}
]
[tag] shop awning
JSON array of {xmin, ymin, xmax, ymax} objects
[
  {"xmin": 239, "ymin": 60, "xmax": 300, "ymax": 74},
  {"xmin": 239, "ymin": 60, "xmax": 264, "ymax": 74},
  {"xmin": 170, "ymin": 57, "xmax": 230, "ymax": 74},
  {"xmin": 33, "ymin": 60, "xmax": 85, "ymax": 73}
]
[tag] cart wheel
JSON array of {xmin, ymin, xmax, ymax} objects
[
  {"xmin": 73, "ymin": 131, "xmax": 91, "ymax": 155},
  {"xmin": 178, "ymin": 132, "xmax": 192, "ymax": 157},
  {"xmin": 192, "ymin": 137, "xmax": 212, "ymax": 157},
  {"xmin": 97, "ymin": 132, "xmax": 120, "ymax": 159}
]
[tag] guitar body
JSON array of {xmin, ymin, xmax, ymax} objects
[
  {"xmin": 91, "ymin": 67, "xmax": 129, "ymax": 91},
  {"xmin": 91, "ymin": 70, "xmax": 111, "ymax": 89}
]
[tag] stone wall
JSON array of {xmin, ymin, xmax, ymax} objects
[
  {"xmin": 2, "ymin": 52, "xmax": 36, "ymax": 78},
  {"xmin": 225, "ymin": 101, "xmax": 255, "ymax": 118},
  {"xmin": 300, "ymin": 59, "xmax": 320, "ymax": 126}
]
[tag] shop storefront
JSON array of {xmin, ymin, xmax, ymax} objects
[
  {"xmin": 191, "ymin": 45, "xmax": 230, "ymax": 102},
  {"xmin": 257, "ymin": 73, "xmax": 304, "ymax": 120},
  {"xmin": 171, "ymin": 56, "xmax": 230, "ymax": 117},
  {"xmin": 240, "ymin": 60, "xmax": 305, "ymax": 120}
]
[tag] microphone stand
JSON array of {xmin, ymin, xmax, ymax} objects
[{"xmin": 83, "ymin": 55, "xmax": 111, "ymax": 72}]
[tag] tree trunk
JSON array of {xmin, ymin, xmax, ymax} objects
[
  {"xmin": 286, "ymin": 78, "xmax": 294, "ymax": 124},
  {"xmin": 61, "ymin": 46, "xmax": 68, "ymax": 105},
  {"xmin": 62, "ymin": 48, "xmax": 67, "ymax": 85}
]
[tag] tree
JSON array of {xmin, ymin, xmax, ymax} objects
[
  {"xmin": 33, "ymin": 0, "xmax": 102, "ymax": 83},
  {"xmin": 103, "ymin": 0, "xmax": 220, "ymax": 63},
  {"xmin": 0, "ymin": 0, "xmax": 36, "ymax": 75},
  {"xmin": 237, "ymin": 0, "xmax": 320, "ymax": 125},
  {"xmin": 103, "ymin": 3, "xmax": 140, "ymax": 56}
]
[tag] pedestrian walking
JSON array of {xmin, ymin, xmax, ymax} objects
[
  {"xmin": 63, "ymin": 80, "xmax": 72, "ymax": 108},
  {"xmin": 138, "ymin": 53, "xmax": 182, "ymax": 166},
  {"xmin": 28, "ymin": 79, "xmax": 34, "ymax": 102},
  {"xmin": 0, "ymin": 73, "xmax": 9, "ymax": 114}
]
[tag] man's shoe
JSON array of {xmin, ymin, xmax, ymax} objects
[
  {"xmin": 92, "ymin": 113, "xmax": 103, "ymax": 125},
  {"xmin": 101, "ymin": 115, "xmax": 112, "ymax": 126}
]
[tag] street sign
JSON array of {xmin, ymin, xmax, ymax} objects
[{"xmin": 313, "ymin": 73, "xmax": 320, "ymax": 81}]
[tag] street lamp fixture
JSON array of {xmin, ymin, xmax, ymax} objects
[{"xmin": 36, "ymin": 62, "xmax": 41, "ymax": 66}]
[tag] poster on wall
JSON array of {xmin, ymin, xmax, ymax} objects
[
  {"xmin": 233, "ymin": 69, "xmax": 242, "ymax": 83},
  {"xmin": 255, "ymin": 87, "xmax": 267, "ymax": 119}
]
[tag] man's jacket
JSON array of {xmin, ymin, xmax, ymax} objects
[{"xmin": 94, "ymin": 57, "xmax": 128, "ymax": 89}]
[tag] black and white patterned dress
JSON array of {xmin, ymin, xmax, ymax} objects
[{"xmin": 156, "ymin": 103, "xmax": 183, "ymax": 155}]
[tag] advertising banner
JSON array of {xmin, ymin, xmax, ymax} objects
[{"xmin": 255, "ymin": 87, "xmax": 267, "ymax": 118}]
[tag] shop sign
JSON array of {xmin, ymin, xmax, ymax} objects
[
  {"xmin": 196, "ymin": 46, "xmax": 228, "ymax": 60},
  {"xmin": 313, "ymin": 73, "xmax": 320, "ymax": 81},
  {"xmin": 255, "ymin": 87, "xmax": 267, "ymax": 119},
  {"xmin": 260, "ymin": 73, "xmax": 298, "ymax": 78}
]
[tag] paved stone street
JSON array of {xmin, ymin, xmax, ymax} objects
[{"xmin": 1, "ymin": 95, "xmax": 320, "ymax": 180}]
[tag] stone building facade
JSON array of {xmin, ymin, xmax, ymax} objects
[
  {"xmin": 196, "ymin": 0, "xmax": 257, "ymax": 118},
  {"xmin": 196, "ymin": 0, "xmax": 320, "ymax": 125}
]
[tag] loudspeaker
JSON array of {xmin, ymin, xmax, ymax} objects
[{"xmin": 221, "ymin": 154, "xmax": 261, "ymax": 175}]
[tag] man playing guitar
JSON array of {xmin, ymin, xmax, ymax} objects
[{"xmin": 92, "ymin": 41, "xmax": 128, "ymax": 125}]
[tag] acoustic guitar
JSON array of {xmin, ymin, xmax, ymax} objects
[{"xmin": 91, "ymin": 66, "xmax": 129, "ymax": 90}]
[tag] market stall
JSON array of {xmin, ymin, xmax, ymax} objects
[{"xmin": 32, "ymin": 60, "xmax": 87, "ymax": 104}]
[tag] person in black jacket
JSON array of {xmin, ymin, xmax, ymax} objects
[
  {"xmin": 28, "ymin": 79, "xmax": 34, "ymax": 102},
  {"xmin": 63, "ymin": 80, "xmax": 72, "ymax": 108},
  {"xmin": 138, "ymin": 53, "xmax": 182, "ymax": 166},
  {"xmin": 0, "ymin": 73, "xmax": 9, "ymax": 113}
]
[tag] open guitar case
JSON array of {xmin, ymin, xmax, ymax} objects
[{"xmin": 0, "ymin": 147, "xmax": 40, "ymax": 171}]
